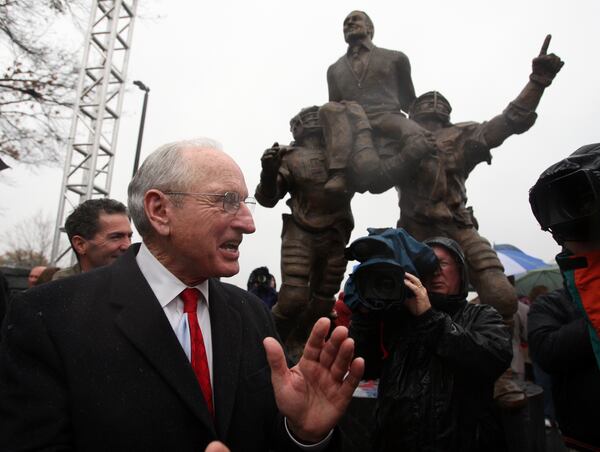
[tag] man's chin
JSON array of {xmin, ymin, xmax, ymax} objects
[
  {"xmin": 216, "ymin": 263, "xmax": 240, "ymax": 279},
  {"xmin": 345, "ymin": 31, "xmax": 366, "ymax": 43},
  {"xmin": 429, "ymin": 284, "xmax": 447, "ymax": 293}
]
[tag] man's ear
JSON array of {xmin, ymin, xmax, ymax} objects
[
  {"xmin": 144, "ymin": 189, "xmax": 172, "ymax": 237},
  {"xmin": 71, "ymin": 235, "xmax": 88, "ymax": 257}
]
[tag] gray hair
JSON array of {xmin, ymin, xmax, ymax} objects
[{"xmin": 127, "ymin": 137, "xmax": 223, "ymax": 237}]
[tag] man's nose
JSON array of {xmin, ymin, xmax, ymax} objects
[
  {"xmin": 120, "ymin": 236, "xmax": 132, "ymax": 250},
  {"xmin": 234, "ymin": 203, "xmax": 256, "ymax": 234}
]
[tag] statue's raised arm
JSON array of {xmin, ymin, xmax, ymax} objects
[{"xmin": 481, "ymin": 34, "xmax": 564, "ymax": 148}]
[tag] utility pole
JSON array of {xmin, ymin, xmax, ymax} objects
[{"xmin": 132, "ymin": 80, "xmax": 150, "ymax": 177}]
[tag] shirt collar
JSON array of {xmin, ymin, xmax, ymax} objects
[
  {"xmin": 136, "ymin": 242, "xmax": 209, "ymax": 308},
  {"xmin": 346, "ymin": 39, "xmax": 374, "ymax": 56}
]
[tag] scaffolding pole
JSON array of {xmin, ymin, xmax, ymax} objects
[{"xmin": 51, "ymin": 0, "xmax": 138, "ymax": 264}]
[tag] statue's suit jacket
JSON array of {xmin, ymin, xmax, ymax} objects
[
  {"xmin": 0, "ymin": 244, "xmax": 317, "ymax": 451},
  {"xmin": 327, "ymin": 44, "xmax": 415, "ymax": 114}
]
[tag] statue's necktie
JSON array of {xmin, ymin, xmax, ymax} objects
[
  {"xmin": 180, "ymin": 288, "xmax": 214, "ymax": 418},
  {"xmin": 351, "ymin": 48, "xmax": 364, "ymax": 79}
]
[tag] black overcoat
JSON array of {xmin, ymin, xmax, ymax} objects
[{"xmin": 0, "ymin": 245, "xmax": 314, "ymax": 451}]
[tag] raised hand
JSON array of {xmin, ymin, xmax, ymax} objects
[
  {"xmin": 261, "ymin": 143, "xmax": 283, "ymax": 175},
  {"xmin": 263, "ymin": 317, "xmax": 364, "ymax": 443},
  {"xmin": 531, "ymin": 34, "xmax": 564, "ymax": 86}
]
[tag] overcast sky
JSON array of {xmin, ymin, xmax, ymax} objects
[{"xmin": 1, "ymin": 0, "xmax": 599, "ymax": 289}]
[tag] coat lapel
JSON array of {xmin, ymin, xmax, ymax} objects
[
  {"xmin": 108, "ymin": 246, "xmax": 216, "ymax": 434},
  {"xmin": 208, "ymin": 279, "xmax": 243, "ymax": 438}
]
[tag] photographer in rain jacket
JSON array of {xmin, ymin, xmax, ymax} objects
[
  {"xmin": 527, "ymin": 143, "xmax": 600, "ymax": 451},
  {"xmin": 350, "ymin": 236, "xmax": 511, "ymax": 452}
]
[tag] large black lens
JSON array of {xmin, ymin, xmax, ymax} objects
[
  {"xmin": 547, "ymin": 171, "xmax": 599, "ymax": 224},
  {"xmin": 370, "ymin": 272, "xmax": 402, "ymax": 299},
  {"xmin": 532, "ymin": 170, "xmax": 600, "ymax": 229},
  {"xmin": 354, "ymin": 263, "xmax": 406, "ymax": 310}
]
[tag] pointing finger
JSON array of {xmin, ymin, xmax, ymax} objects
[{"xmin": 540, "ymin": 34, "xmax": 551, "ymax": 56}]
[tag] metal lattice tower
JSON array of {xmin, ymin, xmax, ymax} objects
[{"xmin": 51, "ymin": 0, "xmax": 138, "ymax": 264}]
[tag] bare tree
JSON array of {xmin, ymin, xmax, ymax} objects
[
  {"xmin": 0, "ymin": 0, "xmax": 83, "ymax": 167},
  {"xmin": 0, "ymin": 249, "xmax": 48, "ymax": 268},
  {"xmin": 0, "ymin": 210, "xmax": 54, "ymax": 267}
]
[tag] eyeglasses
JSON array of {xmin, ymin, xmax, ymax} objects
[{"xmin": 164, "ymin": 191, "xmax": 256, "ymax": 214}]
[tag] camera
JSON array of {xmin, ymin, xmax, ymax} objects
[
  {"xmin": 343, "ymin": 228, "xmax": 439, "ymax": 311},
  {"xmin": 247, "ymin": 267, "xmax": 273, "ymax": 291},
  {"xmin": 530, "ymin": 143, "xmax": 600, "ymax": 242}
]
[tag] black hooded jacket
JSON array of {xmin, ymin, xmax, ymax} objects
[
  {"xmin": 350, "ymin": 239, "xmax": 512, "ymax": 452},
  {"xmin": 528, "ymin": 288, "xmax": 600, "ymax": 449}
]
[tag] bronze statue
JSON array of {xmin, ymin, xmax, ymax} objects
[
  {"xmin": 254, "ymin": 106, "xmax": 356, "ymax": 360},
  {"xmin": 397, "ymin": 35, "xmax": 563, "ymax": 323},
  {"xmin": 327, "ymin": 10, "xmax": 415, "ymax": 120},
  {"xmin": 324, "ymin": 10, "xmax": 434, "ymax": 193}
]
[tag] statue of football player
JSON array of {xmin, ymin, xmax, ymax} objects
[
  {"xmin": 255, "ymin": 106, "xmax": 356, "ymax": 360},
  {"xmin": 398, "ymin": 35, "xmax": 563, "ymax": 327}
]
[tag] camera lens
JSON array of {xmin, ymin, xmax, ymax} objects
[
  {"xmin": 544, "ymin": 170, "xmax": 599, "ymax": 225},
  {"xmin": 371, "ymin": 273, "xmax": 401, "ymax": 299},
  {"xmin": 354, "ymin": 263, "xmax": 406, "ymax": 309}
]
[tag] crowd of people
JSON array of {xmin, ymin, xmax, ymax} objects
[
  {"xmin": 0, "ymin": 9, "xmax": 598, "ymax": 452},
  {"xmin": 0, "ymin": 138, "xmax": 598, "ymax": 452}
]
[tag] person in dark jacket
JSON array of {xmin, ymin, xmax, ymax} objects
[
  {"xmin": 527, "ymin": 142, "xmax": 600, "ymax": 451},
  {"xmin": 247, "ymin": 266, "xmax": 278, "ymax": 310},
  {"xmin": 528, "ymin": 288, "xmax": 600, "ymax": 450},
  {"xmin": 351, "ymin": 236, "xmax": 511, "ymax": 452}
]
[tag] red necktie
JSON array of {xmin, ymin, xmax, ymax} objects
[{"xmin": 180, "ymin": 288, "xmax": 214, "ymax": 417}]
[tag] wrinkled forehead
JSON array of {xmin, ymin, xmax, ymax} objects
[
  {"xmin": 185, "ymin": 148, "xmax": 247, "ymax": 193},
  {"xmin": 96, "ymin": 212, "xmax": 131, "ymax": 233}
]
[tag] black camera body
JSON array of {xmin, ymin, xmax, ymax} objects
[
  {"xmin": 247, "ymin": 266, "xmax": 273, "ymax": 291},
  {"xmin": 344, "ymin": 228, "xmax": 439, "ymax": 311},
  {"xmin": 530, "ymin": 143, "xmax": 600, "ymax": 242}
]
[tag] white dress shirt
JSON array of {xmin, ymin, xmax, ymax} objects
[
  {"xmin": 135, "ymin": 243, "xmax": 331, "ymax": 449},
  {"xmin": 136, "ymin": 243, "xmax": 213, "ymax": 385}
]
